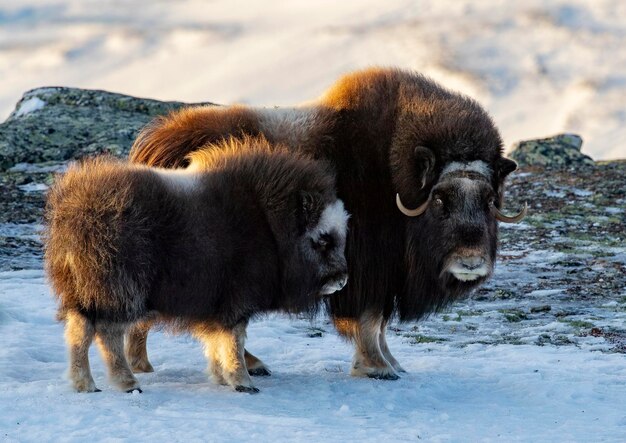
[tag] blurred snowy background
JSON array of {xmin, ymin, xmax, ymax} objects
[{"xmin": 0, "ymin": 0, "xmax": 624, "ymax": 159}]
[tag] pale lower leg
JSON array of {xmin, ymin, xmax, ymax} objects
[
  {"xmin": 379, "ymin": 319, "xmax": 406, "ymax": 373},
  {"xmin": 195, "ymin": 322, "xmax": 257, "ymax": 393},
  {"xmin": 65, "ymin": 310, "xmax": 98, "ymax": 392},
  {"xmin": 208, "ymin": 358, "xmax": 228, "ymax": 386},
  {"xmin": 125, "ymin": 319, "xmax": 154, "ymax": 373},
  {"xmin": 95, "ymin": 323, "xmax": 141, "ymax": 392},
  {"xmin": 334, "ymin": 312, "xmax": 399, "ymax": 380}
]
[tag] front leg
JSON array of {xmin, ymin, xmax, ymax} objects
[
  {"xmin": 334, "ymin": 312, "xmax": 399, "ymax": 380},
  {"xmin": 126, "ymin": 320, "xmax": 269, "ymax": 376},
  {"xmin": 193, "ymin": 321, "xmax": 258, "ymax": 393},
  {"xmin": 379, "ymin": 319, "xmax": 406, "ymax": 373}
]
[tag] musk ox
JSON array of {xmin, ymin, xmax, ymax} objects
[
  {"xmin": 45, "ymin": 138, "xmax": 349, "ymax": 393},
  {"xmin": 127, "ymin": 67, "xmax": 526, "ymax": 380}
]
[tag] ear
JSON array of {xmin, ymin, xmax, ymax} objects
[
  {"xmin": 297, "ymin": 191, "xmax": 323, "ymax": 233},
  {"xmin": 493, "ymin": 157, "xmax": 518, "ymax": 205},
  {"xmin": 390, "ymin": 144, "xmax": 436, "ymax": 205},
  {"xmin": 413, "ymin": 146, "xmax": 436, "ymax": 189},
  {"xmin": 495, "ymin": 157, "xmax": 517, "ymax": 180}
]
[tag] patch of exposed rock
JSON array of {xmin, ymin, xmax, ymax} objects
[
  {"xmin": 0, "ymin": 87, "xmax": 212, "ymax": 171},
  {"xmin": 509, "ymin": 133, "xmax": 595, "ymax": 168}
]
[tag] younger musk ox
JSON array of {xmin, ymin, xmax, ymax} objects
[
  {"xmin": 128, "ymin": 67, "xmax": 527, "ymax": 380},
  {"xmin": 45, "ymin": 138, "xmax": 349, "ymax": 393}
]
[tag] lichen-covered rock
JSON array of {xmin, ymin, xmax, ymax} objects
[
  {"xmin": 509, "ymin": 133, "xmax": 594, "ymax": 168},
  {"xmin": 0, "ymin": 87, "xmax": 212, "ymax": 171}
]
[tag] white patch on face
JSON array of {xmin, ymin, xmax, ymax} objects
[
  {"xmin": 446, "ymin": 257, "xmax": 491, "ymax": 282},
  {"xmin": 448, "ymin": 265, "xmax": 490, "ymax": 281},
  {"xmin": 442, "ymin": 160, "xmax": 492, "ymax": 179},
  {"xmin": 456, "ymin": 177, "xmax": 481, "ymax": 193},
  {"xmin": 320, "ymin": 274, "xmax": 348, "ymax": 295},
  {"xmin": 312, "ymin": 199, "xmax": 350, "ymax": 240},
  {"xmin": 152, "ymin": 167, "xmax": 200, "ymax": 193}
]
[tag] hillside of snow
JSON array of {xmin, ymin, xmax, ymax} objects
[{"xmin": 1, "ymin": 0, "xmax": 625, "ymax": 159}]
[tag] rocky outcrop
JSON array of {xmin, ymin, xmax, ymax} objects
[
  {"xmin": 509, "ymin": 133, "xmax": 595, "ymax": 168},
  {"xmin": 0, "ymin": 87, "xmax": 599, "ymax": 171},
  {"xmin": 0, "ymin": 87, "xmax": 212, "ymax": 171}
]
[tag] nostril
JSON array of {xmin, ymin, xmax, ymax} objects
[{"xmin": 459, "ymin": 256, "xmax": 485, "ymax": 270}]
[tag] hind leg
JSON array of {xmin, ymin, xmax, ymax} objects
[
  {"xmin": 194, "ymin": 322, "xmax": 258, "ymax": 393},
  {"xmin": 334, "ymin": 312, "xmax": 399, "ymax": 380},
  {"xmin": 125, "ymin": 319, "xmax": 154, "ymax": 373},
  {"xmin": 95, "ymin": 322, "xmax": 141, "ymax": 392},
  {"xmin": 64, "ymin": 310, "xmax": 98, "ymax": 392},
  {"xmin": 245, "ymin": 350, "xmax": 271, "ymax": 376},
  {"xmin": 379, "ymin": 319, "xmax": 406, "ymax": 373}
]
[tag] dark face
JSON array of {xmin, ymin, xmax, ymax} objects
[
  {"xmin": 397, "ymin": 157, "xmax": 523, "ymax": 299},
  {"xmin": 422, "ymin": 175, "xmax": 498, "ymax": 287},
  {"xmin": 299, "ymin": 199, "xmax": 349, "ymax": 296},
  {"xmin": 282, "ymin": 194, "xmax": 349, "ymax": 309}
]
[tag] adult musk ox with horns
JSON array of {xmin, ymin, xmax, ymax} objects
[
  {"xmin": 45, "ymin": 138, "xmax": 349, "ymax": 393},
  {"xmin": 128, "ymin": 67, "xmax": 527, "ymax": 380}
]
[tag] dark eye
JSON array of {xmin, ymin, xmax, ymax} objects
[
  {"xmin": 312, "ymin": 233, "xmax": 333, "ymax": 252},
  {"xmin": 431, "ymin": 195, "xmax": 449, "ymax": 219}
]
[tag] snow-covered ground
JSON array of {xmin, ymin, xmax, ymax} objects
[
  {"xmin": 1, "ymin": 0, "xmax": 626, "ymax": 160},
  {"xmin": 1, "ymin": 161, "xmax": 625, "ymax": 441},
  {"xmin": 1, "ymin": 269, "xmax": 625, "ymax": 442}
]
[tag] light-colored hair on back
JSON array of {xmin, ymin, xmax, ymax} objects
[{"xmin": 186, "ymin": 135, "xmax": 281, "ymax": 171}]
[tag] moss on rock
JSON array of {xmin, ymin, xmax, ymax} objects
[
  {"xmin": 0, "ymin": 87, "xmax": 213, "ymax": 171},
  {"xmin": 509, "ymin": 133, "xmax": 595, "ymax": 168}
]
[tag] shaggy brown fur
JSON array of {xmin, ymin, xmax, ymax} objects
[
  {"xmin": 132, "ymin": 105, "xmax": 261, "ymax": 168},
  {"xmin": 45, "ymin": 138, "xmax": 349, "ymax": 393},
  {"xmin": 128, "ymin": 67, "xmax": 520, "ymax": 379}
]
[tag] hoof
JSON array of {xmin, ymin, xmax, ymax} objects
[
  {"xmin": 73, "ymin": 380, "xmax": 99, "ymax": 393},
  {"xmin": 367, "ymin": 372, "xmax": 400, "ymax": 381},
  {"xmin": 351, "ymin": 361, "xmax": 400, "ymax": 380},
  {"xmin": 248, "ymin": 367, "xmax": 271, "ymax": 377},
  {"xmin": 126, "ymin": 388, "xmax": 143, "ymax": 394},
  {"xmin": 131, "ymin": 363, "xmax": 154, "ymax": 374},
  {"xmin": 235, "ymin": 385, "xmax": 260, "ymax": 394}
]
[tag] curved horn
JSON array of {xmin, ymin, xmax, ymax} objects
[
  {"xmin": 396, "ymin": 193, "xmax": 429, "ymax": 217},
  {"xmin": 490, "ymin": 202, "xmax": 528, "ymax": 223}
]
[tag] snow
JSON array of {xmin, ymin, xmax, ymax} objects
[
  {"xmin": 13, "ymin": 97, "xmax": 45, "ymax": 117},
  {"xmin": 8, "ymin": 162, "xmax": 67, "ymax": 174},
  {"xmin": 605, "ymin": 207, "xmax": 623, "ymax": 214},
  {"xmin": 0, "ymin": 0, "xmax": 625, "ymax": 159},
  {"xmin": 1, "ymin": 269, "xmax": 625, "ymax": 442},
  {"xmin": 17, "ymin": 183, "xmax": 48, "ymax": 193}
]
